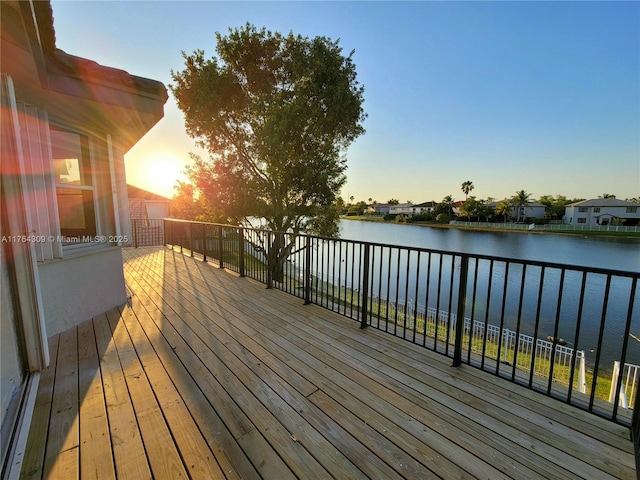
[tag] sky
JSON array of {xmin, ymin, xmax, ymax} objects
[{"xmin": 50, "ymin": 1, "xmax": 639, "ymax": 204}]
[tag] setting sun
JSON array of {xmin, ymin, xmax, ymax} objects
[{"xmin": 126, "ymin": 151, "xmax": 186, "ymax": 198}]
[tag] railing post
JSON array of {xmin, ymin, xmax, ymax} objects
[
  {"xmin": 202, "ymin": 223, "xmax": 207, "ymax": 262},
  {"xmin": 238, "ymin": 227, "xmax": 245, "ymax": 277},
  {"xmin": 453, "ymin": 255, "xmax": 469, "ymax": 368},
  {"xmin": 179, "ymin": 222, "xmax": 184, "ymax": 254},
  {"xmin": 218, "ymin": 225, "xmax": 224, "ymax": 269},
  {"xmin": 189, "ymin": 222, "xmax": 194, "ymax": 257},
  {"xmin": 304, "ymin": 236, "xmax": 311, "ymax": 304},
  {"xmin": 360, "ymin": 243, "xmax": 370, "ymax": 329},
  {"xmin": 163, "ymin": 219, "xmax": 167, "ymax": 247},
  {"xmin": 266, "ymin": 231, "xmax": 273, "ymax": 289}
]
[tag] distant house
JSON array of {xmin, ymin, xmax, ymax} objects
[
  {"xmin": 486, "ymin": 201, "xmax": 546, "ymax": 222},
  {"xmin": 128, "ymin": 184, "xmax": 171, "ymax": 219},
  {"xmin": 414, "ymin": 201, "xmax": 437, "ymax": 214},
  {"xmin": 373, "ymin": 203, "xmax": 391, "ymax": 215},
  {"xmin": 564, "ymin": 198, "xmax": 640, "ymax": 226},
  {"xmin": 512, "ymin": 202, "xmax": 546, "ymax": 222},
  {"xmin": 389, "ymin": 201, "xmax": 436, "ymax": 216},
  {"xmin": 1, "ymin": 0, "xmax": 166, "ymax": 471},
  {"xmin": 452, "ymin": 200, "xmax": 465, "ymax": 217},
  {"xmin": 128, "ymin": 185, "xmax": 170, "ymax": 245}
]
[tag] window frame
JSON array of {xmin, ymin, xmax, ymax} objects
[
  {"xmin": 48, "ymin": 123, "xmax": 118, "ymax": 255},
  {"xmin": 50, "ymin": 126, "xmax": 98, "ymax": 244}
]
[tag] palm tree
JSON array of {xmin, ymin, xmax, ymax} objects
[
  {"xmin": 461, "ymin": 181, "xmax": 474, "ymax": 201},
  {"xmin": 460, "ymin": 196, "xmax": 479, "ymax": 221},
  {"xmin": 495, "ymin": 199, "xmax": 512, "ymax": 224},
  {"xmin": 512, "ymin": 190, "xmax": 531, "ymax": 223},
  {"xmin": 598, "ymin": 193, "xmax": 616, "ymax": 199},
  {"xmin": 441, "ymin": 195, "xmax": 454, "ymax": 217}
]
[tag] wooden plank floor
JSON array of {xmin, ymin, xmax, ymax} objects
[{"xmin": 20, "ymin": 246, "xmax": 637, "ymax": 479}]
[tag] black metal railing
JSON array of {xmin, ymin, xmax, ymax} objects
[
  {"xmin": 161, "ymin": 219, "xmax": 640, "ymax": 436},
  {"xmin": 131, "ymin": 218, "xmax": 165, "ymax": 247}
]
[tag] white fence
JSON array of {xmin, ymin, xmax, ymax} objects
[
  {"xmin": 450, "ymin": 221, "xmax": 640, "ymax": 233},
  {"xmin": 610, "ymin": 361, "xmax": 639, "ymax": 409},
  {"xmin": 378, "ymin": 300, "xmax": 586, "ymax": 390},
  {"xmin": 389, "ymin": 300, "xmax": 640, "ymax": 409}
]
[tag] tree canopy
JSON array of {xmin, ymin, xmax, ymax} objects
[
  {"xmin": 169, "ymin": 24, "xmax": 366, "ymax": 238},
  {"xmin": 461, "ymin": 181, "xmax": 474, "ymax": 200}
]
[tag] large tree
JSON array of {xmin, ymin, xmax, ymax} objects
[{"xmin": 170, "ymin": 24, "xmax": 366, "ymax": 280}]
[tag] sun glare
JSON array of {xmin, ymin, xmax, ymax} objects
[{"xmin": 133, "ymin": 151, "xmax": 185, "ymax": 198}]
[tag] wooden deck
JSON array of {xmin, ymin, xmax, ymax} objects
[{"xmin": 19, "ymin": 246, "xmax": 636, "ymax": 479}]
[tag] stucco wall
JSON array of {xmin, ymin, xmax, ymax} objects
[{"xmin": 37, "ymin": 247, "xmax": 127, "ymax": 336}]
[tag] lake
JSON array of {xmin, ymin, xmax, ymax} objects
[{"xmin": 339, "ymin": 219, "xmax": 640, "ymax": 272}]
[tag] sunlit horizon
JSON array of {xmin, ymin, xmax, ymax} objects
[{"xmin": 51, "ymin": 1, "xmax": 640, "ymax": 204}]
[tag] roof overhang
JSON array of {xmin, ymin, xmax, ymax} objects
[{"xmin": 1, "ymin": 0, "xmax": 167, "ymax": 152}]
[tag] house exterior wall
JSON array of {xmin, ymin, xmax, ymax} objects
[
  {"xmin": 373, "ymin": 204, "xmax": 390, "ymax": 215},
  {"xmin": 564, "ymin": 200, "xmax": 640, "ymax": 226},
  {"xmin": 1, "ymin": 1, "xmax": 166, "ymax": 471},
  {"xmin": 512, "ymin": 204, "xmax": 546, "ymax": 221},
  {"xmin": 565, "ymin": 205, "xmax": 640, "ymax": 226},
  {"xmin": 389, "ymin": 203, "xmax": 428, "ymax": 216},
  {"xmin": 146, "ymin": 201, "xmax": 170, "ymax": 219},
  {"xmin": 37, "ymin": 247, "xmax": 126, "ymax": 336}
]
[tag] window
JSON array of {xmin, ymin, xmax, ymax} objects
[
  {"xmin": 593, "ymin": 207, "xmax": 600, "ymax": 213},
  {"xmin": 579, "ymin": 207, "xmax": 588, "ymax": 213},
  {"xmin": 50, "ymin": 127, "xmax": 96, "ymax": 241},
  {"xmin": 626, "ymin": 207, "xmax": 637, "ymax": 213},
  {"xmin": 577, "ymin": 218, "xmax": 587, "ymax": 224}
]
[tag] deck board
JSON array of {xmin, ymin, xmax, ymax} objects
[{"xmin": 19, "ymin": 246, "xmax": 637, "ymax": 479}]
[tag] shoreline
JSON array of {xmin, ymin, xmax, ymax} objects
[{"xmin": 341, "ymin": 216, "xmax": 640, "ymax": 239}]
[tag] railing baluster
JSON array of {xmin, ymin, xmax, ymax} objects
[
  {"xmin": 512, "ymin": 264, "xmax": 528, "ymax": 382},
  {"xmin": 612, "ymin": 277, "xmax": 637, "ymax": 421},
  {"xmin": 304, "ymin": 236, "xmax": 311, "ymax": 304},
  {"xmin": 453, "ymin": 255, "xmax": 469, "ymax": 368},
  {"xmin": 567, "ymin": 271, "xmax": 587, "ymax": 400},
  {"xmin": 495, "ymin": 261, "xmax": 510, "ymax": 377},
  {"xmin": 589, "ymin": 274, "xmax": 612, "ymax": 412},
  {"xmin": 360, "ymin": 243, "xmax": 370, "ymax": 329},
  {"xmin": 202, "ymin": 223, "xmax": 207, "ymax": 262},
  {"xmin": 236, "ymin": 227, "xmax": 243, "ymax": 276},
  {"xmin": 217, "ymin": 225, "xmax": 224, "ymax": 269}
]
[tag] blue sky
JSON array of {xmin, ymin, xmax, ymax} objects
[{"xmin": 51, "ymin": 1, "xmax": 639, "ymax": 203}]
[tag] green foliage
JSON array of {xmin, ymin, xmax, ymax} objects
[
  {"xmin": 170, "ymin": 23, "xmax": 366, "ymax": 239},
  {"xmin": 406, "ymin": 212, "xmax": 433, "ymax": 223},
  {"xmin": 461, "ymin": 180, "xmax": 474, "ymax": 200},
  {"xmin": 495, "ymin": 199, "xmax": 513, "ymax": 222},
  {"xmin": 512, "ymin": 189, "xmax": 531, "ymax": 206},
  {"xmin": 459, "ymin": 196, "xmax": 480, "ymax": 220},
  {"xmin": 171, "ymin": 177, "xmax": 224, "ymax": 222},
  {"xmin": 436, "ymin": 195, "xmax": 455, "ymax": 217},
  {"xmin": 538, "ymin": 194, "xmax": 573, "ymax": 220},
  {"xmin": 388, "ymin": 198, "xmax": 399, "ymax": 205}
]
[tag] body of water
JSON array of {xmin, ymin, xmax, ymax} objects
[{"xmin": 339, "ymin": 220, "xmax": 640, "ymax": 272}]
